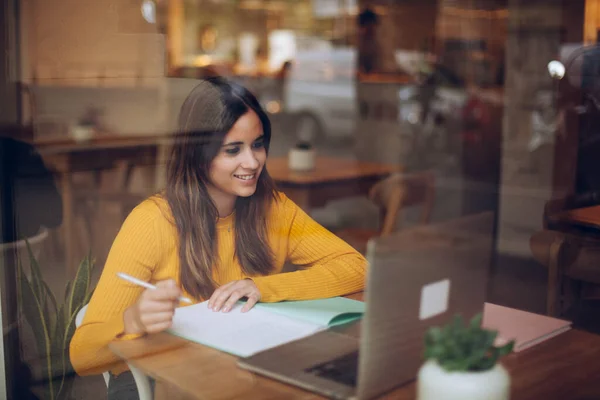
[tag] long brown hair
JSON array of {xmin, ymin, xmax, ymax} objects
[{"xmin": 164, "ymin": 77, "xmax": 277, "ymax": 299}]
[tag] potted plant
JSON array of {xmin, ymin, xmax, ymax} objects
[
  {"xmin": 417, "ymin": 313, "xmax": 514, "ymax": 400},
  {"xmin": 72, "ymin": 106, "xmax": 101, "ymax": 142},
  {"xmin": 17, "ymin": 242, "xmax": 96, "ymax": 400},
  {"xmin": 288, "ymin": 141, "xmax": 316, "ymax": 172}
]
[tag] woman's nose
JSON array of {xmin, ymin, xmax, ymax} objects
[{"xmin": 240, "ymin": 148, "xmax": 260, "ymax": 169}]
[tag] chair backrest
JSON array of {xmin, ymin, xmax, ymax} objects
[
  {"xmin": 75, "ymin": 304, "xmax": 111, "ymax": 387},
  {"xmin": 75, "ymin": 304, "xmax": 88, "ymax": 328},
  {"xmin": 368, "ymin": 171, "xmax": 436, "ymax": 236},
  {"xmin": 0, "ymin": 227, "xmax": 49, "ymax": 257}
]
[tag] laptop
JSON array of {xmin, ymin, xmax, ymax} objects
[{"xmin": 237, "ymin": 213, "xmax": 495, "ymax": 399}]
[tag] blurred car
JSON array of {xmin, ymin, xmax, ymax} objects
[
  {"xmin": 284, "ymin": 48, "xmax": 357, "ymax": 142},
  {"xmin": 284, "ymin": 47, "xmax": 472, "ymax": 159}
]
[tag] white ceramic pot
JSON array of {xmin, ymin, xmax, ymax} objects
[
  {"xmin": 417, "ymin": 360, "xmax": 510, "ymax": 400},
  {"xmin": 288, "ymin": 147, "xmax": 316, "ymax": 171},
  {"xmin": 71, "ymin": 125, "xmax": 94, "ymax": 142}
]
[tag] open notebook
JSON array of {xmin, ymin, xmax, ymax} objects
[
  {"xmin": 482, "ymin": 302, "xmax": 572, "ymax": 352},
  {"xmin": 168, "ymin": 297, "xmax": 365, "ymax": 357}
]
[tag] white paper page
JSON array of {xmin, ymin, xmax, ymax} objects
[{"xmin": 168, "ymin": 301, "xmax": 325, "ymax": 357}]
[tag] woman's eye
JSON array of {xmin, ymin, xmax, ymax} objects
[
  {"xmin": 224, "ymin": 147, "xmax": 240, "ymax": 155},
  {"xmin": 252, "ymin": 141, "xmax": 265, "ymax": 149}
]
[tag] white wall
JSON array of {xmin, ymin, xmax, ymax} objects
[
  {"xmin": 22, "ymin": 0, "xmax": 165, "ymax": 84},
  {"xmin": 20, "ymin": 0, "xmax": 171, "ymax": 138}
]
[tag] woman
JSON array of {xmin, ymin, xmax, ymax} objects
[{"xmin": 70, "ymin": 77, "xmax": 366, "ymax": 397}]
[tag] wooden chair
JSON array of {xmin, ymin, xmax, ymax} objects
[
  {"xmin": 75, "ymin": 304, "xmax": 153, "ymax": 400},
  {"xmin": 530, "ymin": 229, "xmax": 600, "ymax": 316},
  {"xmin": 335, "ymin": 171, "xmax": 436, "ymax": 254},
  {"xmin": 530, "ymin": 198, "xmax": 600, "ymax": 317}
]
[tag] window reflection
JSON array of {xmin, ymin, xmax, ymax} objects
[{"xmin": 3, "ymin": 0, "xmax": 600, "ymax": 399}]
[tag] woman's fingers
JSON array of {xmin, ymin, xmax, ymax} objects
[
  {"xmin": 138, "ymin": 299, "xmax": 177, "ymax": 313},
  {"xmin": 135, "ymin": 279, "xmax": 182, "ymax": 334},
  {"xmin": 149, "ymin": 279, "xmax": 182, "ymax": 301},
  {"xmin": 137, "ymin": 301, "xmax": 177, "ymax": 333},
  {"xmin": 144, "ymin": 321, "xmax": 173, "ymax": 334},
  {"xmin": 209, "ymin": 286, "xmax": 236, "ymax": 312},
  {"xmin": 209, "ymin": 280, "xmax": 261, "ymax": 313},
  {"xmin": 220, "ymin": 289, "xmax": 248, "ymax": 313},
  {"xmin": 140, "ymin": 310, "xmax": 175, "ymax": 326},
  {"xmin": 241, "ymin": 293, "xmax": 260, "ymax": 313},
  {"xmin": 207, "ymin": 281, "xmax": 235, "ymax": 310}
]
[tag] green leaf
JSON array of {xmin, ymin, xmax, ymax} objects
[
  {"xmin": 42, "ymin": 280, "xmax": 59, "ymax": 316},
  {"xmin": 68, "ymin": 255, "xmax": 91, "ymax": 319},
  {"xmin": 425, "ymin": 312, "xmax": 514, "ymax": 373},
  {"xmin": 18, "ymin": 262, "xmax": 54, "ymax": 399},
  {"xmin": 83, "ymin": 286, "xmax": 95, "ymax": 306},
  {"xmin": 63, "ymin": 280, "xmax": 72, "ymax": 305},
  {"xmin": 24, "ymin": 243, "xmax": 48, "ymax": 329},
  {"xmin": 50, "ymin": 303, "xmax": 66, "ymax": 398},
  {"xmin": 41, "ymin": 280, "xmax": 58, "ymax": 334},
  {"xmin": 428, "ymin": 327, "xmax": 442, "ymax": 343},
  {"xmin": 469, "ymin": 313, "xmax": 483, "ymax": 330},
  {"xmin": 464, "ymin": 331, "xmax": 497, "ymax": 370},
  {"xmin": 452, "ymin": 315, "xmax": 464, "ymax": 333},
  {"xmin": 52, "ymin": 304, "xmax": 66, "ymax": 357},
  {"xmin": 83, "ymin": 254, "xmax": 96, "ymax": 305},
  {"xmin": 25, "ymin": 239, "xmax": 45, "ymax": 302},
  {"xmin": 62, "ymin": 310, "xmax": 79, "ymax": 377},
  {"xmin": 56, "ymin": 301, "xmax": 82, "ymax": 399},
  {"xmin": 88, "ymin": 250, "xmax": 96, "ymax": 274},
  {"xmin": 497, "ymin": 341, "xmax": 515, "ymax": 357}
]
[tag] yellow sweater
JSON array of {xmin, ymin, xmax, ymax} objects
[{"xmin": 70, "ymin": 192, "xmax": 367, "ymax": 376}]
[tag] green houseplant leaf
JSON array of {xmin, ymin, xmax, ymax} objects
[
  {"xmin": 423, "ymin": 313, "xmax": 515, "ymax": 373},
  {"xmin": 17, "ymin": 259, "xmax": 54, "ymax": 399},
  {"xmin": 19, "ymin": 241, "xmax": 97, "ymax": 400},
  {"xmin": 42, "ymin": 279, "xmax": 59, "ymax": 334},
  {"xmin": 63, "ymin": 280, "xmax": 72, "ymax": 305},
  {"xmin": 25, "ymin": 240, "xmax": 44, "ymax": 299},
  {"xmin": 67, "ymin": 254, "xmax": 91, "ymax": 320},
  {"xmin": 50, "ymin": 304, "xmax": 66, "ymax": 398}
]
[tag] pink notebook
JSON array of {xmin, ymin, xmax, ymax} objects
[{"xmin": 482, "ymin": 303, "xmax": 572, "ymax": 352}]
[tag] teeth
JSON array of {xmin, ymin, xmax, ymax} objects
[{"xmin": 234, "ymin": 174, "xmax": 255, "ymax": 180}]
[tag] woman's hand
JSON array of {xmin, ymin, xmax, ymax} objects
[
  {"xmin": 123, "ymin": 279, "xmax": 181, "ymax": 335},
  {"xmin": 208, "ymin": 279, "xmax": 261, "ymax": 313}
]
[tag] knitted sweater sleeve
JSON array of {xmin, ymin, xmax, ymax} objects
[
  {"xmin": 70, "ymin": 202, "xmax": 163, "ymax": 376},
  {"xmin": 252, "ymin": 195, "xmax": 367, "ymax": 302}
]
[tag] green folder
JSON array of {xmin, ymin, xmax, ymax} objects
[{"xmin": 255, "ymin": 297, "xmax": 365, "ymax": 327}]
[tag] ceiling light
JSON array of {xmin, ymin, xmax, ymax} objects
[{"xmin": 141, "ymin": 0, "xmax": 156, "ymax": 24}]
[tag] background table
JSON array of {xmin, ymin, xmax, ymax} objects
[
  {"xmin": 267, "ymin": 157, "xmax": 401, "ymax": 210},
  {"xmin": 37, "ymin": 135, "xmax": 165, "ymax": 273}
]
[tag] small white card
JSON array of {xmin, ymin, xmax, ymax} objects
[{"xmin": 419, "ymin": 279, "xmax": 450, "ymax": 320}]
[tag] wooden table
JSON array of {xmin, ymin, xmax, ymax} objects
[
  {"xmin": 267, "ymin": 157, "xmax": 400, "ymax": 210},
  {"xmin": 36, "ymin": 135, "xmax": 168, "ymax": 273},
  {"xmin": 109, "ymin": 292, "xmax": 600, "ymax": 400}
]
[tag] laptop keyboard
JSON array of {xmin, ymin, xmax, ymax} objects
[{"xmin": 305, "ymin": 351, "xmax": 359, "ymax": 387}]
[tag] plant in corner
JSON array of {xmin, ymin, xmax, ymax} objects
[
  {"xmin": 417, "ymin": 313, "xmax": 515, "ymax": 400},
  {"xmin": 17, "ymin": 242, "xmax": 96, "ymax": 400}
]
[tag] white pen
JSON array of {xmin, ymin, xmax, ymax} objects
[{"xmin": 117, "ymin": 272, "xmax": 193, "ymax": 304}]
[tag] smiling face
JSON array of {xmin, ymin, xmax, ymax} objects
[{"xmin": 205, "ymin": 110, "xmax": 267, "ymax": 216}]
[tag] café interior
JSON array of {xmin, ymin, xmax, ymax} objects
[{"xmin": 2, "ymin": 0, "xmax": 600, "ymax": 398}]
